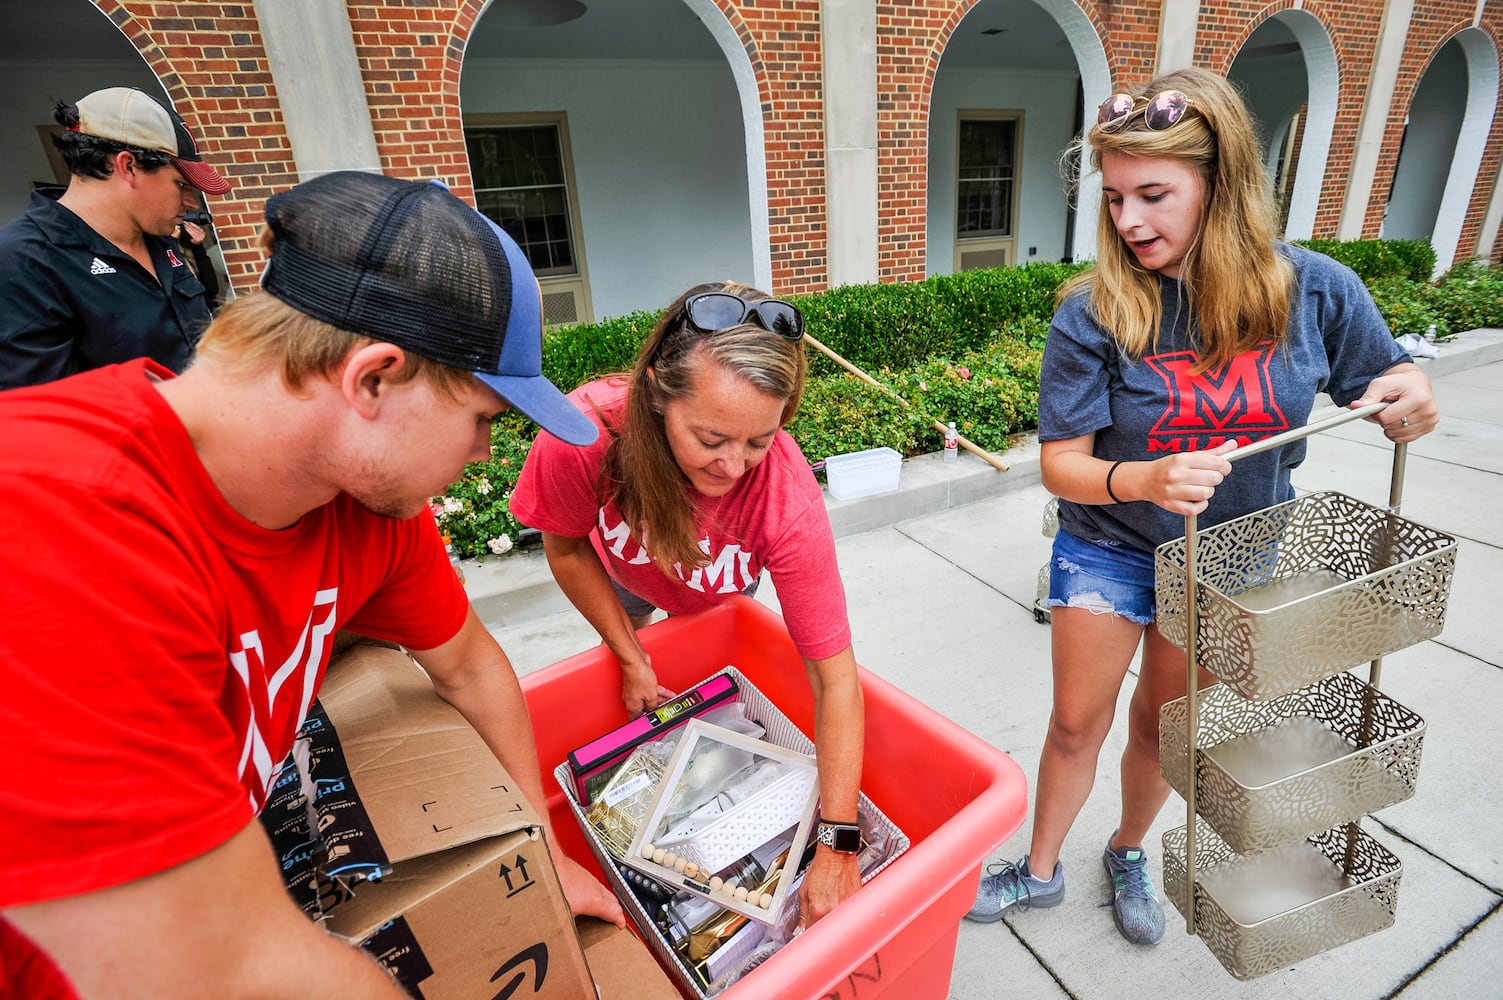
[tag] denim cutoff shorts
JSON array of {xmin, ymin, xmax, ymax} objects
[
  {"xmin": 611, "ymin": 573, "xmax": 763, "ymax": 618},
  {"xmin": 1044, "ymin": 527, "xmax": 1157, "ymax": 625}
]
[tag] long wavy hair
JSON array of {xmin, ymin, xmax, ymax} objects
[
  {"xmin": 1059, "ymin": 67, "xmax": 1292, "ymax": 370},
  {"xmin": 603, "ymin": 281, "xmax": 806, "ymax": 574}
]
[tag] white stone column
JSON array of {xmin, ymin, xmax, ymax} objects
[
  {"xmin": 1338, "ymin": 0, "xmax": 1415, "ymax": 239},
  {"xmin": 822, "ymin": 0, "xmax": 878, "ymax": 287},
  {"xmin": 250, "ymin": 0, "xmax": 382, "ymax": 180},
  {"xmin": 1156, "ymin": 0, "xmax": 1201, "ymax": 74}
]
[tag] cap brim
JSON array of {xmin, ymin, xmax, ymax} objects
[
  {"xmin": 476, "ymin": 371, "xmax": 599, "ymax": 447},
  {"xmin": 172, "ymin": 157, "xmax": 231, "ymax": 195}
]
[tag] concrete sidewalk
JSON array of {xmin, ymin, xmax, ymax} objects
[{"xmin": 473, "ymin": 329, "xmax": 1503, "ymax": 999}]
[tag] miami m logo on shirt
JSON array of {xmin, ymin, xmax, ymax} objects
[
  {"xmin": 229, "ymin": 587, "xmax": 340, "ymax": 809},
  {"xmin": 1145, "ymin": 344, "xmax": 1289, "ymax": 452},
  {"xmin": 597, "ymin": 508, "xmax": 758, "ymax": 594}
]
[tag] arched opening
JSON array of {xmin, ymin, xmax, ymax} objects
[
  {"xmin": 1228, "ymin": 10, "xmax": 1338, "ymax": 241},
  {"xmin": 1383, "ymin": 29, "xmax": 1499, "ymax": 274},
  {"xmin": 925, "ymin": 0, "xmax": 1108, "ymax": 273},
  {"xmin": 0, "ymin": 1, "xmax": 232, "ymax": 304},
  {"xmin": 461, "ymin": 0, "xmax": 768, "ymax": 323}
]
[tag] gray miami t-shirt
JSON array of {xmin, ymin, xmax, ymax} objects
[{"xmin": 1039, "ymin": 243, "xmax": 1410, "ymax": 553}]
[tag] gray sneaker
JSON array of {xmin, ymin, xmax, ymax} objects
[
  {"xmin": 965, "ymin": 856, "xmax": 1065, "ymax": 923},
  {"xmin": 1102, "ymin": 839, "xmax": 1165, "ymax": 944}
]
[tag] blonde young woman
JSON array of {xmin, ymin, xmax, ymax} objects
[
  {"xmin": 967, "ymin": 68, "xmax": 1437, "ymax": 943},
  {"xmin": 511, "ymin": 281, "xmax": 865, "ymax": 926}
]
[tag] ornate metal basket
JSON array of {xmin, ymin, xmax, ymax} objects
[
  {"xmin": 1163, "ymin": 821, "xmax": 1403, "ymax": 981},
  {"xmin": 1161, "ymin": 672, "xmax": 1424, "ymax": 855},
  {"xmin": 1156, "ymin": 490, "xmax": 1456, "ymax": 701}
]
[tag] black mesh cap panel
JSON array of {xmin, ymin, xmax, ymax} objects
[{"xmin": 262, "ymin": 171, "xmax": 512, "ymax": 373}]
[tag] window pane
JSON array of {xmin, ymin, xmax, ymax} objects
[
  {"xmin": 467, "ymin": 123, "xmax": 577, "ymax": 276},
  {"xmin": 956, "ymin": 118, "xmax": 1016, "ymax": 238}
]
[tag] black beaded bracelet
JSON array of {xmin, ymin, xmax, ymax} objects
[{"xmin": 1105, "ymin": 460, "xmax": 1126, "ymax": 504}]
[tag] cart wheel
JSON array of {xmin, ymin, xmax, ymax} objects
[{"xmin": 1034, "ymin": 606, "xmax": 1051, "ymax": 625}]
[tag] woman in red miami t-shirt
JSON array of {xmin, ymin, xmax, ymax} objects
[{"xmin": 511, "ymin": 281, "xmax": 865, "ymax": 928}]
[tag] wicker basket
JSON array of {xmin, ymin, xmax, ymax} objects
[
  {"xmin": 1163, "ymin": 821, "xmax": 1402, "ymax": 980},
  {"xmin": 1161, "ymin": 672, "xmax": 1424, "ymax": 855},
  {"xmin": 1156, "ymin": 491, "xmax": 1456, "ymax": 701},
  {"xmin": 555, "ymin": 666, "xmax": 909, "ymax": 999}
]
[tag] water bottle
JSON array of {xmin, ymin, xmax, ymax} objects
[
  {"xmin": 943, "ymin": 422, "xmax": 959, "ymax": 463},
  {"xmin": 442, "ymin": 533, "xmax": 466, "ymax": 585},
  {"xmin": 1425, "ymin": 324, "xmax": 1437, "ymax": 344}
]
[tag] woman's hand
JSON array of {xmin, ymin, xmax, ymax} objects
[
  {"xmin": 797, "ymin": 847, "xmax": 861, "ymax": 929},
  {"xmin": 1042, "ymin": 435, "xmax": 1235, "ymax": 515},
  {"xmin": 619, "ymin": 655, "xmax": 673, "ymax": 715},
  {"xmin": 1134, "ymin": 440, "xmax": 1239, "ymax": 515},
  {"xmin": 1352, "ymin": 362, "xmax": 1438, "ymax": 443}
]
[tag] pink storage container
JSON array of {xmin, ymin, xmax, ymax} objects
[{"xmin": 520, "ymin": 597, "xmax": 1028, "ymax": 999}]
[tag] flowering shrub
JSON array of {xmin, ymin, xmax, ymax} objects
[{"xmin": 433, "ymin": 409, "xmax": 535, "ymax": 560}]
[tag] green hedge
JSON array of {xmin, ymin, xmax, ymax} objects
[
  {"xmin": 438, "ymin": 244, "xmax": 1496, "ymax": 557},
  {"xmin": 1295, "ymin": 238, "xmax": 1436, "ymax": 283}
]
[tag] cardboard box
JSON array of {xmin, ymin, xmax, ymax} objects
[
  {"xmin": 305, "ymin": 643, "xmax": 597, "ymax": 999},
  {"xmin": 324, "ymin": 832, "xmax": 597, "ymax": 1000},
  {"xmin": 578, "ymin": 919, "xmax": 681, "ymax": 1000},
  {"xmin": 306, "ymin": 642, "xmax": 533, "ymax": 880}
]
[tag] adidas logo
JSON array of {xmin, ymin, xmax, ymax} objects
[{"xmin": 89, "ymin": 257, "xmax": 116, "ymax": 275}]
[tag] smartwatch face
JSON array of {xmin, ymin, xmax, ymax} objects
[{"xmin": 828, "ymin": 824, "xmax": 861, "ymax": 853}]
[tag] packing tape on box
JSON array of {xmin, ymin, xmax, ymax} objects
[{"xmin": 300, "ymin": 700, "xmax": 393, "ymax": 882}]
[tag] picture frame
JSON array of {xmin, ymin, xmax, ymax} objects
[{"xmin": 623, "ymin": 719, "xmax": 820, "ymax": 925}]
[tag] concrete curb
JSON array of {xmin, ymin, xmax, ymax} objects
[{"xmin": 463, "ymin": 327, "xmax": 1503, "ymax": 630}]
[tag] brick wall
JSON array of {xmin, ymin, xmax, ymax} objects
[
  {"xmin": 101, "ymin": 1, "xmax": 296, "ymax": 286},
  {"xmin": 1365, "ymin": 1, "xmax": 1503, "ymax": 257},
  {"xmin": 717, "ymin": 1, "xmax": 827, "ymax": 294},
  {"xmin": 1458, "ymin": 1, "xmax": 1503, "ymax": 261},
  {"xmin": 92, "ymin": 1, "xmax": 1503, "ymax": 294}
]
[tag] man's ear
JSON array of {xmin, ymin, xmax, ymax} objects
[
  {"xmin": 113, "ymin": 150, "xmax": 138, "ymax": 184},
  {"xmin": 340, "ymin": 343, "xmax": 409, "ymax": 419}
]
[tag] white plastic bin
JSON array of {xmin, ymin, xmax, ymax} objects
[{"xmin": 824, "ymin": 447, "xmax": 902, "ymax": 500}]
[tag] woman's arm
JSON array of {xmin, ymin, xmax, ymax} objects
[
  {"xmin": 1350, "ymin": 361, "xmax": 1438, "ymax": 442},
  {"xmin": 796, "ymin": 643, "xmax": 865, "ymax": 927},
  {"xmin": 1041, "ymin": 434, "xmax": 1238, "ymax": 515},
  {"xmin": 541, "ymin": 531, "xmax": 673, "ymax": 714}
]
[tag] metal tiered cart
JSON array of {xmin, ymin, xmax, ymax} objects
[{"xmin": 1152, "ymin": 403, "xmax": 1458, "ymax": 980}]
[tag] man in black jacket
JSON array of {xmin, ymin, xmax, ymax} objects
[{"xmin": 0, "ymin": 87, "xmax": 231, "ymax": 389}]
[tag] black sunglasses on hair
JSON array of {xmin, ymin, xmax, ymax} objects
[
  {"xmin": 683, "ymin": 292, "xmax": 805, "ymax": 341},
  {"xmin": 1097, "ymin": 90, "xmax": 1195, "ymax": 133}
]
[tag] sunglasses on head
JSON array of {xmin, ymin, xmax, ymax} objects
[
  {"xmin": 683, "ymin": 291, "xmax": 804, "ymax": 341},
  {"xmin": 1097, "ymin": 90, "xmax": 1195, "ymax": 133}
]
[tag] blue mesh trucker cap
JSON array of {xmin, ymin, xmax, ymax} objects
[{"xmin": 259, "ymin": 170, "xmax": 597, "ymax": 446}]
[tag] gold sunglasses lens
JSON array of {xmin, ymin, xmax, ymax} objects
[
  {"xmin": 1144, "ymin": 91, "xmax": 1190, "ymax": 130},
  {"xmin": 1098, "ymin": 93, "xmax": 1136, "ymax": 129}
]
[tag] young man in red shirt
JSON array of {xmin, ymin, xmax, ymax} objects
[{"xmin": 0, "ymin": 170, "xmax": 622, "ymax": 998}]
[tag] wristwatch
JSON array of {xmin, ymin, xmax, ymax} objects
[{"xmin": 816, "ymin": 817, "xmax": 862, "ymax": 854}]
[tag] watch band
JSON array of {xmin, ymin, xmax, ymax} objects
[{"xmin": 816, "ymin": 818, "xmax": 862, "ymax": 854}]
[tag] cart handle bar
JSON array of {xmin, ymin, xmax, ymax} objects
[{"xmin": 1225, "ymin": 401, "xmax": 1388, "ymax": 463}]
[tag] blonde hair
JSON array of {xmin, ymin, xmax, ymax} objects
[
  {"xmin": 604, "ymin": 281, "xmax": 806, "ymax": 573},
  {"xmin": 192, "ymin": 227, "xmax": 475, "ymax": 398},
  {"xmin": 1060, "ymin": 67, "xmax": 1292, "ymax": 370}
]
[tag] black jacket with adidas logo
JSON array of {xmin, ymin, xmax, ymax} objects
[{"xmin": 0, "ymin": 189, "xmax": 211, "ymax": 390}]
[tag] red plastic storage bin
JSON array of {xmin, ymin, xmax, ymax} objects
[{"xmin": 520, "ymin": 597, "xmax": 1029, "ymax": 999}]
